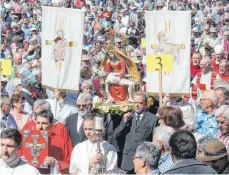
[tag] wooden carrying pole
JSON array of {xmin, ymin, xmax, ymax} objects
[{"xmin": 159, "ymin": 69, "xmax": 163, "ymax": 108}]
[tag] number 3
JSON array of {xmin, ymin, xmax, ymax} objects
[{"xmin": 155, "ymin": 57, "xmax": 162, "ymax": 70}]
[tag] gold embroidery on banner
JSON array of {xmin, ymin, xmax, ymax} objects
[
  {"xmin": 67, "ymin": 42, "xmax": 77, "ymax": 47},
  {"xmin": 45, "ymin": 40, "xmax": 53, "ymax": 45}
]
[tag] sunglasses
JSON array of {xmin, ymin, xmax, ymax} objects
[{"xmin": 77, "ymin": 104, "xmax": 88, "ymax": 108}]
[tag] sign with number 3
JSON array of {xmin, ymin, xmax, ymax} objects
[{"xmin": 146, "ymin": 54, "xmax": 173, "ymax": 72}]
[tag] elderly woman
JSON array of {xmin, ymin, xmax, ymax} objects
[
  {"xmin": 10, "ymin": 94, "xmax": 31, "ymax": 130},
  {"xmin": 80, "ymin": 79, "xmax": 100, "ymax": 105},
  {"xmin": 157, "ymin": 105, "xmax": 186, "ymax": 131}
]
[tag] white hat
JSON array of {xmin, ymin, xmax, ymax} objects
[
  {"xmin": 1, "ymin": 76, "xmax": 8, "ymax": 82},
  {"xmin": 214, "ymin": 45, "xmax": 224, "ymax": 54},
  {"xmin": 31, "ymin": 27, "xmax": 37, "ymax": 31}
]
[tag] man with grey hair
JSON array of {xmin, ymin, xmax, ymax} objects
[
  {"xmin": 191, "ymin": 58, "xmax": 221, "ymax": 102},
  {"xmin": 215, "ymin": 86, "xmax": 229, "ymax": 106},
  {"xmin": 215, "ymin": 105, "xmax": 229, "ymax": 153},
  {"xmin": 153, "ymin": 126, "xmax": 175, "ymax": 173},
  {"xmin": 65, "ymin": 93, "xmax": 94, "ymax": 146},
  {"xmin": 114, "ymin": 91, "xmax": 158, "ymax": 173},
  {"xmin": 66, "ymin": 93, "xmax": 113, "ymax": 146},
  {"xmin": 33, "ymin": 99, "xmax": 51, "ymax": 115},
  {"xmin": 133, "ymin": 142, "xmax": 161, "ymax": 175},
  {"xmin": 218, "ymin": 59, "xmax": 229, "ymax": 82},
  {"xmin": 195, "ymin": 90, "xmax": 219, "ymax": 138}
]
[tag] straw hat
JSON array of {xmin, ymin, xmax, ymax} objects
[{"xmin": 198, "ymin": 139, "xmax": 228, "ymax": 162}]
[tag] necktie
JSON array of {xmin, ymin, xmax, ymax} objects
[{"xmin": 136, "ymin": 115, "xmax": 140, "ymax": 125}]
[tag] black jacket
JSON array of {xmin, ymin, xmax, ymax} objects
[
  {"xmin": 164, "ymin": 159, "xmax": 217, "ymax": 174},
  {"xmin": 114, "ymin": 111, "xmax": 158, "ymax": 171}
]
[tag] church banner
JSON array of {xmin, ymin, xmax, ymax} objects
[
  {"xmin": 21, "ymin": 130, "xmax": 48, "ymax": 169},
  {"xmin": 145, "ymin": 11, "xmax": 191, "ymax": 94},
  {"xmin": 42, "ymin": 7, "xmax": 84, "ymax": 91}
]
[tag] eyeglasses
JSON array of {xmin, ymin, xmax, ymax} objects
[
  {"xmin": 133, "ymin": 156, "xmax": 142, "ymax": 160},
  {"xmin": 77, "ymin": 104, "xmax": 87, "ymax": 108},
  {"xmin": 200, "ymin": 98, "xmax": 210, "ymax": 102}
]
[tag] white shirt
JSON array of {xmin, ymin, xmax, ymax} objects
[
  {"xmin": 135, "ymin": 112, "xmax": 144, "ymax": 122},
  {"xmin": 0, "ymin": 157, "xmax": 40, "ymax": 175},
  {"xmin": 46, "ymin": 96, "xmax": 77, "ymax": 125},
  {"xmin": 77, "ymin": 115, "xmax": 84, "ymax": 133},
  {"xmin": 70, "ymin": 140, "xmax": 117, "ymax": 175}
]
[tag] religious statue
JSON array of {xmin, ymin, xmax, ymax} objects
[
  {"xmin": 101, "ymin": 44, "xmax": 140, "ymax": 103},
  {"xmin": 53, "ymin": 29, "xmax": 67, "ymax": 70}
]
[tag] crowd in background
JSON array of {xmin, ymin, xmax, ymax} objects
[{"xmin": 1, "ymin": 0, "xmax": 229, "ymax": 174}]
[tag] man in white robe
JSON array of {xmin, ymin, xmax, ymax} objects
[
  {"xmin": 192, "ymin": 58, "xmax": 221, "ymax": 90},
  {"xmin": 69, "ymin": 113, "xmax": 117, "ymax": 175},
  {"xmin": 0, "ymin": 128, "xmax": 40, "ymax": 175}
]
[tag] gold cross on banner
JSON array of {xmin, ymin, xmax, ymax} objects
[{"xmin": 45, "ymin": 17, "xmax": 77, "ymax": 70}]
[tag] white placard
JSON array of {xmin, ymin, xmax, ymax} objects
[{"xmin": 145, "ymin": 11, "xmax": 191, "ymax": 94}]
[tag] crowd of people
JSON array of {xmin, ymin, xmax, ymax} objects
[{"xmin": 1, "ymin": 0, "xmax": 229, "ymax": 174}]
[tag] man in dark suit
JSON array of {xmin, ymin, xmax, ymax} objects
[
  {"xmin": 114, "ymin": 91, "xmax": 158, "ymax": 173},
  {"xmin": 66, "ymin": 93, "xmax": 113, "ymax": 147},
  {"xmin": 164, "ymin": 130, "xmax": 217, "ymax": 174},
  {"xmin": 65, "ymin": 93, "xmax": 92, "ymax": 146}
]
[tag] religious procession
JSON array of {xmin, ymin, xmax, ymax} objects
[{"xmin": 1, "ymin": 0, "xmax": 229, "ymax": 174}]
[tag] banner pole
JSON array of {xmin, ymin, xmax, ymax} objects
[{"xmin": 159, "ymin": 69, "xmax": 163, "ymax": 108}]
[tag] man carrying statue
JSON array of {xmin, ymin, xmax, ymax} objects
[{"xmin": 100, "ymin": 43, "xmax": 140, "ymax": 103}]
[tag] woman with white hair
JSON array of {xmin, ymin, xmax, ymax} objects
[{"xmin": 79, "ymin": 79, "xmax": 100, "ymax": 105}]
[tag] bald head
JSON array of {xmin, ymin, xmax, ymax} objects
[
  {"xmin": 202, "ymin": 90, "xmax": 219, "ymax": 106},
  {"xmin": 13, "ymin": 52, "xmax": 22, "ymax": 65},
  {"xmin": 200, "ymin": 58, "xmax": 211, "ymax": 74}
]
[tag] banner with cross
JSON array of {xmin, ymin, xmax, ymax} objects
[{"xmin": 42, "ymin": 7, "xmax": 85, "ymax": 91}]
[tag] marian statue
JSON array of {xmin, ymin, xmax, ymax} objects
[{"xmin": 100, "ymin": 44, "xmax": 140, "ymax": 103}]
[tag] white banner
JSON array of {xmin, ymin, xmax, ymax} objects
[
  {"xmin": 145, "ymin": 11, "xmax": 191, "ymax": 94},
  {"xmin": 42, "ymin": 7, "xmax": 84, "ymax": 91}
]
